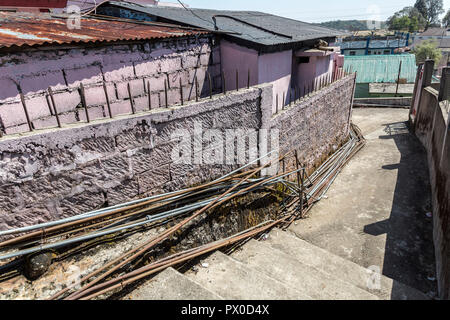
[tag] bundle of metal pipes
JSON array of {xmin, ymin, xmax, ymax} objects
[{"xmin": 0, "ymin": 123, "xmax": 365, "ymax": 300}]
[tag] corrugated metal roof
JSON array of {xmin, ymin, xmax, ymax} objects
[
  {"xmin": 411, "ymin": 38, "xmax": 450, "ymax": 49},
  {"xmin": 344, "ymin": 54, "xmax": 417, "ymax": 83},
  {"xmin": 0, "ymin": 11, "xmax": 209, "ymax": 49},
  {"xmin": 98, "ymin": 1, "xmax": 344, "ymax": 47},
  {"xmin": 419, "ymin": 28, "xmax": 450, "ymax": 37}
]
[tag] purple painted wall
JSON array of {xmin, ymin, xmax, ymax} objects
[
  {"xmin": 0, "ymin": 35, "xmax": 222, "ymax": 135},
  {"xmin": 220, "ymin": 40, "xmax": 259, "ymax": 91}
]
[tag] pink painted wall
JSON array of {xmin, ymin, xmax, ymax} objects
[
  {"xmin": 220, "ymin": 40, "xmax": 259, "ymax": 91},
  {"xmin": 0, "ymin": 36, "xmax": 222, "ymax": 135},
  {"xmin": 293, "ymin": 53, "xmax": 338, "ymax": 95},
  {"xmin": 220, "ymin": 40, "xmax": 292, "ymax": 114},
  {"xmin": 258, "ymin": 50, "xmax": 292, "ymax": 114}
]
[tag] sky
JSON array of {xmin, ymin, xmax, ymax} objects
[{"xmin": 164, "ymin": 0, "xmax": 450, "ymax": 23}]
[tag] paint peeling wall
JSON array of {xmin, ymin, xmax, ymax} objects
[{"xmin": 0, "ymin": 34, "xmax": 222, "ymax": 135}]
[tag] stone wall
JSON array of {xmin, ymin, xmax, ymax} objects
[
  {"xmin": 0, "ymin": 34, "xmax": 221, "ymax": 135},
  {"xmin": 266, "ymin": 74, "xmax": 355, "ymax": 175},
  {"xmin": 410, "ymin": 62, "xmax": 450, "ymax": 300},
  {"xmin": 0, "ymin": 75, "xmax": 355, "ymax": 235}
]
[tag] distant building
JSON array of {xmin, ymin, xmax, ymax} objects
[
  {"xmin": 339, "ymin": 37, "xmax": 409, "ymax": 56},
  {"xmin": 411, "ymin": 28, "xmax": 450, "ymax": 43},
  {"xmin": 94, "ymin": 1, "xmax": 346, "ymax": 112}
]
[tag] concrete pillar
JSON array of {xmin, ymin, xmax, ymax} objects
[
  {"xmin": 422, "ymin": 59, "xmax": 435, "ymax": 88},
  {"xmin": 438, "ymin": 67, "xmax": 450, "ymax": 102}
]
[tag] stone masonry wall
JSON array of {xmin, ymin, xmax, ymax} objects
[
  {"xmin": 0, "ymin": 34, "xmax": 222, "ymax": 135},
  {"xmin": 265, "ymin": 74, "xmax": 355, "ymax": 175},
  {"xmin": 0, "ymin": 75, "xmax": 355, "ymax": 235}
]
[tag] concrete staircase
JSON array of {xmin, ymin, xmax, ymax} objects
[{"xmin": 126, "ymin": 228, "xmax": 430, "ymax": 300}]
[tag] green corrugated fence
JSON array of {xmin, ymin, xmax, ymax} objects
[{"xmin": 343, "ymin": 54, "xmax": 417, "ymax": 83}]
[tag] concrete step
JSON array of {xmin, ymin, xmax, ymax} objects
[
  {"xmin": 125, "ymin": 267, "xmax": 223, "ymax": 300},
  {"xmin": 266, "ymin": 228, "xmax": 430, "ymax": 300},
  {"xmin": 185, "ymin": 251, "xmax": 312, "ymax": 300},
  {"xmin": 232, "ymin": 239, "xmax": 379, "ymax": 300}
]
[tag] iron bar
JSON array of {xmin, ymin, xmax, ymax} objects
[
  {"xmin": 179, "ymin": 78, "xmax": 184, "ymax": 105},
  {"xmin": 102, "ymin": 82, "xmax": 113, "ymax": 119},
  {"xmin": 147, "ymin": 81, "xmax": 152, "ymax": 110},
  {"xmin": 19, "ymin": 93, "xmax": 33, "ymax": 132},
  {"xmin": 79, "ymin": 83, "xmax": 90, "ymax": 123},
  {"xmin": 47, "ymin": 87, "xmax": 61, "ymax": 128},
  {"xmin": 164, "ymin": 80, "xmax": 169, "ymax": 108}
]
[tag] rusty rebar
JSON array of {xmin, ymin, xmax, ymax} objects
[
  {"xmin": 102, "ymin": 82, "xmax": 113, "ymax": 119},
  {"xmin": 47, "ymin": 87, "xmax": 61, "ymax": 128},
  {"xmin": 164, "ymin": 80, "xmax": 169, "ymax": 108},
  {"xmin": 179, "ymin": 78, "xmax": 184, "ymax": 105},
  {"xmin": 147, "ymin": 81, "xmax": 152, "ymax": 110},
  {"xmin": 19, "ymin": 93, "xmax": 33, "ymax": 132},
  {"xmin": 79, "ymin": 83, "xmax": 90, "ymax": 123}
]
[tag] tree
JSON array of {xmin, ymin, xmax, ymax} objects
[
  {"xmin": 443, "ymin": 10, "xmax": 450, "ymax": 28},
  {"xmin": 413, "ymin": 39, "xmax": 442, "ymax": 64},
  {"xmin": 414, "ymin": 0, "xmax": 444, "ymax": 28},
  {"xmin": 387, "ymin": 6, "xmax": 426, "ymax": 32},
  {"xmin": 414, "ymin": 0, "xmax": 428, "ymax": 21}
]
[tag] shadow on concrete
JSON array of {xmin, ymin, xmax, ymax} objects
[{"xmin": 363, "ymin": 120, "xmax": 437, "ymax": 298}]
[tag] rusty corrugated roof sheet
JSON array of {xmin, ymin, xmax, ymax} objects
[{"xmin": 0, "ymin": 12, "xmax": 209, "ymax": 49}]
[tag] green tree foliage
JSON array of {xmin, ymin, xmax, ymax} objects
[
  {"xmin": 413, "ymin": 39, "xmax": 443, "ymax": 64},
  {"xmin": 443, "ymin": 10, "xmax": 450, "ymax": 28},
  {"xmin": 414, "ymin": 0, "xmax": 444, "ymax": 27},
  {"xmin": 387, "ymin": 6, "xmax": 426, "ymax": 32}
]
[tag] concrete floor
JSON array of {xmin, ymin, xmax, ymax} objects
[{"xmin": 290, "ymin": 108, "xmax": 437, "ymax": 297}]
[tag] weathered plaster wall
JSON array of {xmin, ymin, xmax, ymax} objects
[
  {"xmin": 413, "ymin": 87, "xmax": 450, "ymax": 300},
  {"xmin": 0, "ymin": 75, "xmax": 355, "ymax": 235},
  {"xmin": 0, "ymin": 34, "xmax": 222, "ymax": 135}
]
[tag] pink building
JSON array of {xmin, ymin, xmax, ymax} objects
[{"xmin": 95, "ymin": 1, "xmax": 345, "ymax": 114}]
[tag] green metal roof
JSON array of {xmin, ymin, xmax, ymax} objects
[{"xmin": 343, "ymin": 54, "xmax": 417, "ymax": 83}]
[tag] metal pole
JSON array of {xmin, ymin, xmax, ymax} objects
[
  {"xmin": 79, "ymin": 83, "xmax": 90, "ymax": 123},
  {"xmin": 179, "ymin": 78, "xmax": 184, "ymax": 105},
  {"xmin": 127, "ymin": 82, "xmax": 136, "ymax": 114},
  {"xmin": 19, "ymin": 93, "xmax": 33, "ymax": 132},
  {"xmin": 395, "ymin": 60, "xmax": 402, "ymax": 97},
  {"xmin": 195, "ymin": 76, "xmax": 199, "ymax": 102},
  {"xmin": 163, "ymin": 80, "xmax": 168, "ymax": 108},
  {"xmin": 102, "ymin": 82, "xmax": 113, "ymax": 119},
  {"xmin": 47, "ymin": 87, "xmax": 61, "ymax": 128}
]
